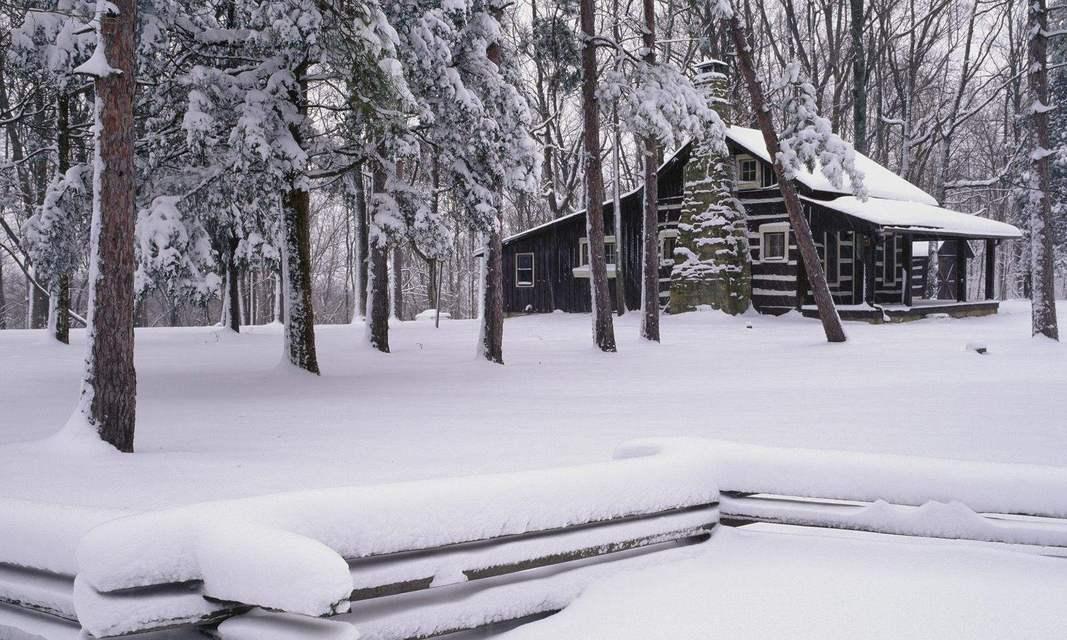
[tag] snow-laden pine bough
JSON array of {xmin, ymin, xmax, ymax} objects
[{"xmin": 0, "ymin": 449, "xmax": 720, "ymax": 639}]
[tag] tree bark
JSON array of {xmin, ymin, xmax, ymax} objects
[
  {"xmin": 729, "ymin": 15, "xmax": 847, "ymax": 343},
  {"xmin": 79, "ymin": 0, "xmax": 138, "ymax": 451},
  {"xmin": 580, "ymin": 0, "xmax": 617, "ymax": 352},
  {"xmin": 52, "ymin": 93, "xmax": 73, "ymax": 344},
  {"xmin": 367, "ymin": 162, "xmax": 391, "ymax": 352},
  {"xmin": 354, "ymin": 163, "xmax": 369, "ymax": 320},
  {"xmin": 0, "ymin": 253, "xmax": 6, "ymax": 329},
  {"xmin": 280, "ymin": 64, "xmax": 320, "ymax": 372},
  {"xmin": 225, "ymin": 235, "xmax": 241, "ymax": 332},
  {"xmin": 850, "ymin": 0, "xmax": 867, "ymax": 154},
  {"xmin": 1028, "ymin": 0, "xmax": 1059, "ymax": 340},
  {"xmin": 391, "ymin": 246, "xmax": 404, "ymax": 321},
  {"xmin": 479, "ymin": 8, "xmax": 508, "ymax": 364},
  {"xmin": 639, "ymin": 0, "xmax": 659, "ymax": 341}
]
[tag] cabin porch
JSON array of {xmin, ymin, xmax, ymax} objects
[{"xmin": 797, "ymin": 196, "xmax": 1021, "ymax": 323}]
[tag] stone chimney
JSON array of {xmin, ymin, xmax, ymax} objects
[
  {"xmin": 667, "ymin": 58, "xmax": 751, "ymax": 315},
  {"xmin": 693, "ymin": 58, "xmax": 732, "ymax": 125}
]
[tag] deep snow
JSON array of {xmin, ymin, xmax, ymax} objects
[{"xmin": 0, "ymin": 300, "xmax": 1064, "ymax": 514}]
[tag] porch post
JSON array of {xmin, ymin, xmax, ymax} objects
[
  {"xmin": 865, "ymin": 233, "xmax": 877, "ymax": 306},
  {"xmin": 902, "ymin": 235, "xmax": 913, "ymax": 307},
  {"xmin": 984, "ymin": 239, "xmax": 996, "ymax": 300},
  {"xmin": 955, "ymin": 238, "xmax": 967, "ymax": 302}
]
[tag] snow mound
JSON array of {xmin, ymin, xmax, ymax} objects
[
  {"xmin": 615, "ymin": 438, "xmax": 1067, "ymax": 518},
  {"xmin": 72, "ymin": 449, "xmax": 719, "ymax": 632}
]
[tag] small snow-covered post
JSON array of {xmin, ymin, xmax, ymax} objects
[
  {"xmin": 1026, "ymin": 0, "xmax": 1059, "ymax": 340},
  {"xmin": 73, "ymin": 0, "xmax": 138, "ymax": 451}
]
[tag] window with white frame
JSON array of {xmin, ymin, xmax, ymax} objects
[
  {"xmin": 579, "ymin": 236, "xmax": 616, "ymax": 266},
  {"xmin": 759, "ymin": 223, "xmax": 789, "ymax": 262},
  {"xmin": 659, "ymin": 229, "xmax": 679, "ymax": 266},
  {"xmin": 882, "ymin": 235, "xmax": 897, "ymax": 284},
  {"xmin": 515, "ymin": 253, "xmax": 535, "ymax": 287},
  {"xmin": 737, "ymin": 156, "xmax": 760, "ymax": 188},
  {"xmin": 823, "ymin": 232, "xmax": 839, "ymax": 285}
]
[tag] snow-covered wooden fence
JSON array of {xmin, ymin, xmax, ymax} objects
[
  {"xmin": 4, "ymin": 439, "xmax": 1067, "ymax": 639},
  {"xmin": 0, "ymin": 450, "xmax": 720, "ymax": 639}
]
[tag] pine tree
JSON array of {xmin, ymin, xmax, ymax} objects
[
  {"xmin": 579, "ymin": 0, "xmax": 616, "ymax": 352},
  {"xmin": 73, "ymin": 0, "xmax": 139, "ymax": 452}
]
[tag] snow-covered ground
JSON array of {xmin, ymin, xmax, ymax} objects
[
  {"xmin": 0, "ymin": 300, "xmax": 1064, "ymax": 510},
  {"xmin": 498, "ymin": 526, "xmax": 1067, "ymax": 640},
  {"xmin": 2, "ymin": 301, "xmax": 1066, "ymax": 638}
]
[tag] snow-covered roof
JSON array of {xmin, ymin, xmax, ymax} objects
[
  {"xmin": 726, "ymin": 126, "xmax": 938, "ymax": 205},
  {"xmin": 806, "ymin": 196, "xmax": 1022, "ymax": 239}
]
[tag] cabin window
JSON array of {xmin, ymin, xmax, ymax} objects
[
  {"xmin": 759, "ymin": 223, "xmax": 789, "ymax": 262},
  {"xmin": 824, "ymin": 232, "xmax": 839, "ymax": 285},
  {"xmin": 659, "ymin": 229, "xmax": 679, "ymax": 266},
  {"xmin": 579, "ymin": 236, "xmax": 617, "ymax": 267},
  {"xmin": 515, "ymin": 253, "xmax": 535, "ymax": 287},
  {"xmin": 737, "ymin": 156, "xmax": 760, "ymax": 189},
  {"xmin": 883, "ymin": 235, "xmax": 897, "ymax": 284}
]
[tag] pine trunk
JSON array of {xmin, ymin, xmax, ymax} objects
[
  {"xmin": 850, "ymin": 0, "xmax": 867, "ymax": 154},
  {"xmin": 729, "ymin": 16, "xmax": 847, "ymax": 343},
  {"xmin": 281, "ymin": 66, "xmax": 320, "ymax": 372},
  {"xmin": 392, "ymin": 246, "xmax": 404, "ymax": 321},
  {"xmin": 367, "ymin": 164, "xmax": 390, "ymax": 352},
  {"xmin": 1028, "ymin": 0, "xmax": 1059, "ymax": 340},
  {"xmin": 479, "ymin": 11, "xmax": 507, "ymax": 364},
  {"xmin": 354, "ymin": 164, "xmax": 369, "ymax": 320},
  {"xmin": 53, "ymin": 93, "xmax": 72, "ymax": 343},
  {"xmin": 225, "ymin": 236, "xmax": 241, "ymax": 333},
  {"xmin": 639, "ymin": 0, "xmax": 659, "ymax": 341},
  {"xmin": 580, "ymin": 0, "xmax": 617, "ymax": 352},
  {"xmin": 80, "ymin": 0, "xmax": 138, "ymax": 452}
]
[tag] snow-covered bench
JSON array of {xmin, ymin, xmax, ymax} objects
[{"xmin": 0, "ymin": 449, "xmax": 719, "ymax": 639}]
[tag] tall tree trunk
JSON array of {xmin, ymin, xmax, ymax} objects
[
  {"xmin": 850, "ymin": 0, "xmax": 867, "ymax": 154},
  {"xmin": 391, "ymin": 246, "xmax": 404, "ymax": 321},
  {"xmin": 353, "ymin": 163, "xmax": 369, "ymax": 321},
  {"xmin": 367, "ymin": 162, "xmax": 390, "ymax": 352},
  {"xmin": 225, "ymin": 235, "xmax": 241, "ymax": 332},
  {"xmin": 0, "ymin": 253, "xmax": 6, "ymax": 329},
  {"xmin": 78, "ymin": 0, "xmax": 138, "ymax": 451},
  {"xmin": 639, "ymin": 0, "xmax": 660, "ymax": 341},
  {"xmin": 51, "ymin": 93, "xmax": 73, "ymax": 343},
  {"xmin": 281, "ymin": 64, "xmax": 320, "ymax": 373},
  {"xmin": 479, "ymin": 9, "xmax": 508, "ymax": 364},
  {"xmin": 580, "ymin": 0, "xmax": 617, "ymax": 352},
  {"xmin": 610, "ymin": 0, "xmax": 626, "ymax": 318},
  {"xmin": 1028, "ymin": 0, "xmax": 1059, "ymax": 340},
  {"xmin": 729, "ymin": 15, "xmax": 847, "ymax": 343}
]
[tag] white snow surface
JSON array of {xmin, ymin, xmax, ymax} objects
[
  {"xmin": 806, "ymin": 195, "xmax": 1022, "ymax": 239},
  {"xmin": 726, "ymin": 126, "xmax": 937, "ymax": 204},
  {"xmin": 1, "ymin": 304, "xmax": 1067, "ymax": 638},
  {"xmin": 497, "ymin": 527, "xmax": 1067, "ymax": 640}
]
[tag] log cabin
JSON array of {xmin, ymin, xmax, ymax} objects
[{"xmin": 493, "ymin": 125, "xmax": 1022, "ymax": 323}]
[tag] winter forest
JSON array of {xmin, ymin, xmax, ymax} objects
[
  {"xmin": 2, "ymin": 0, "xmax": 1067, "ymax": 638},
  {"xmin": 1, "ymin": 0, "xmax": 1064, "ymax": 343}
]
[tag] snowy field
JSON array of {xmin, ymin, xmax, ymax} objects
[
  {"xmin": 2, "ymin": 301, "xmax": 1067, "ymax": 639},
  {"xmin": 0, "ymin": 300, "xmax": 1065, "ymax": 509}
]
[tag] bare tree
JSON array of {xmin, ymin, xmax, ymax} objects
[{"xmin": 728, "ymin": 11, "xmax": 847, "ymax": 343}]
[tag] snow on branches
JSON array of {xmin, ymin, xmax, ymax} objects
[
  {"xmin": 600, "ymin": 62, "xmax": 726, "ymax": 151},
  {"xmin": 775, "ymin": 63, "xmax": 868, "ymax": 200}
]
